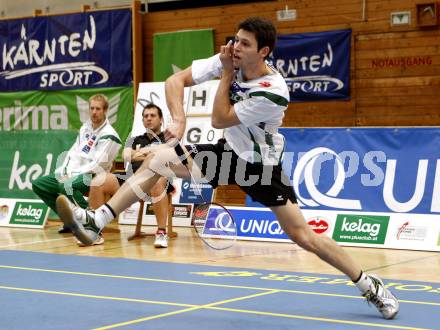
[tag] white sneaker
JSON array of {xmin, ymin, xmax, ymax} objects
[
  {"xmin": 77, "ymin": 235, "xmax": 105, "ymax": 247},
  {"xmin": 364, "ymin": 274, "xmax": 399, "ymax": 319},
  {"xmin": 56, "ymin": 195, "xmax": 100, "ymax": 246},
  {"xmin": 154, "ymin": 232, "xmax": 168, "ymax": 248}
]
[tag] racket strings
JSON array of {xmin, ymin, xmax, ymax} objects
[{"xmin": 192, "ymin": 203, "xmax": 237, "ymax": 250}]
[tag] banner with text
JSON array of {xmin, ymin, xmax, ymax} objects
[
  {"xmin": 245, "ymin": 127, "xmax": 440, "ymax": 251},
  {"xmin": 203, "ymin": 206, "xmax": 440, "ymax": 251},
  {"xmin": 133, "ymin": 81, "xmax": 222, "ymax": 144},
  {"xmin": 153, "ymin": 29, "xmax": 214, "ymax": 81},
  {"xmin": 118, "ymin": 80, "xmax": 222, "ymax": 225},
  {"xmin": 0, "ymin": 86, "xmax": 133, "ymax": 145},
  {"xmin": 0, "ymin": 198, "xmax": 50, "ymax": 229},
  {"xmin": 0, "ymin": 130, "xmax": 77, "ymax": 199},
  {"xmin": 271, "ymin": 29, "xmax": 351, "ymax": 102},
  {"xmin": 0, "ymin": 9, "xmax": 132, "ymax": 91},
  {"xmin": 247, "ymin": 128, "xmax": 440, "ymax": 214}
]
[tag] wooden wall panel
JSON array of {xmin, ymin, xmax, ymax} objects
[{"xmin": 140, "ymin": 0, "xmax": 440, "ymax": 205}]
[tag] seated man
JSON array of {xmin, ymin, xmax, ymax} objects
[
  {"xmin": 32, "ymin": 94, "xmax": 121, "ymax": 244},
  {"xmin": 87, "ymin": 103, "xmax": 174, "ymax": 248}
]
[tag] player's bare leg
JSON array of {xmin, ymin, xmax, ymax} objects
[
  {"xmin": 270, "ymin": 200, "xmax": 399, "ymax": 319},
  {"xmin": 56, "ymin": 144, "xmax": 193, "ymax": 245}
]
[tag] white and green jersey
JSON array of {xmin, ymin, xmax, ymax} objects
[
  {"xmin": 192, "ymin": 54, "xmax": 289, "ymax": 165},
  {"xmin": 55, "ymin": 119, "xmax": 121, "ymax": 178}
]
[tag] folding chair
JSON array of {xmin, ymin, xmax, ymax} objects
[{"xmin": 127, "ymin": 193, "xmax": 177, "ymax": 240}]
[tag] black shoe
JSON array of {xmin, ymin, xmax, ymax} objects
[{"xmin": 58, "ymin": 226, "xmax": 72, "ymax": 234}]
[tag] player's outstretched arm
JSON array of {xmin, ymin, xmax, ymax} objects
[{"xmin": 164, "ymin": 67, "xmax": 195, "ymax": 141}]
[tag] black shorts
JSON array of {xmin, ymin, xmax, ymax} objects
[
  {"xmin": 184, "ymin": 139, "xmax": 297, "ymax": 207},
  {"xmin": 114, "ymin": 171, "xmax": 175, "ymax": 195}
]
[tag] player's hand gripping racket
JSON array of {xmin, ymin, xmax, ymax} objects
[{"xmin": 174, "ymin": 143, "xmax": 237, "ymax": 250}]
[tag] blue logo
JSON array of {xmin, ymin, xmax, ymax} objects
[{"xmin": 203, "ymin": 207, "xmax": 235, "ymax": 236}]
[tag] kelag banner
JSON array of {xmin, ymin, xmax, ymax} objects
[
  {"xmin": 0, "ymin": 9, "xmax": 132, "ymax": 91},
  {"xmin": 0, "ymin": 86, "xmax": 133, "ymax": 145},
  {"xmin": 0, "ymin": 130, "xmax": 77, "ymax": 199},
  {"xmin": 247, "ymin": 128, "xmax": 440, "ymax": 215},
  {"xmin": 271, "ymin": 29, "xmax": 351, "ymax": 101},
  {"xmin": 153, "ymin": 29, "xmax": 214, "ymax": 81}
]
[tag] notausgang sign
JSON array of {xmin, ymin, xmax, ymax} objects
[{"xmin": 0, "ymin": 9, "xmax": 132, "ymax": 91}]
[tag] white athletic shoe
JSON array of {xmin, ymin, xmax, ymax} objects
[
  {"xmin": 364, "ymin": 274, "xmax": 399, "ymax": 319},
  {"xmin": 56, "ymin": 195, "xmax": 101, "ymax": 246},
  {"xmin": 154, "ymin": 232, "xmax": 168, "ymax": 248},
  {"xmin": 77, "ymin": 234, "xmax": 105, "ymax": 247}
]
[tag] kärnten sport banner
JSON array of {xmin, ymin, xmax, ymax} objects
[
  {"xmin": 153, "ymin": 29, "xmax": 214, "ymax": 81},
  {"xmin": 271, "ymin": 29, "xmax": 351, "ymax": 102},
  {"xmin": 0, "ymin": 9, "xmax": 134, "ymax": 228},
  {"xmin": 0, "ymin": 9, "xmax": 132, "ymax": 91}
]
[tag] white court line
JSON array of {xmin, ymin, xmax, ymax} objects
[
  {"xmin": 0, "ymin": 237, "xmax": 73, "ymax": 249},
  {"xmin": 0, "ymin": 227, "xmax": 134, "ymax": 249}
]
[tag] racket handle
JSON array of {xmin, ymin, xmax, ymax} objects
[{"xmin": 174, "ymin": 144, "xmax": 189, "ymax": 166}]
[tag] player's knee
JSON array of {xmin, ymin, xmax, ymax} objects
[
  {"xmin": 138, "ymin": 153, "xmax": 154, "ymax": 171},
  {"xmin": 90, "ymin": 173, "xmax": 107, "ymax": 189},
  {"xmin": 147, "ymin": 153, "xmax": 175, "ymax": 178}
]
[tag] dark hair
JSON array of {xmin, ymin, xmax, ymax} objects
[
  {"xmin": 238, "ymin": 17, "xmax": 277, "ymax": 58},
  {"xmin": 142, "ymin": 103, "xmax": 163, "ymax": 118}
]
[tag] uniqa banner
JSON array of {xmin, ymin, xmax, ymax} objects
[
  {"xmin": 0, "ymin": 86, "xmax": 133, "ymax": 145},
  {"xmin": 271, "ymin": 29, "xmax": 351, "ymax": 102},
  {"xmin": 0, "ymin": 130, "xmax": 77, "ymax": 199},
  {"xmin": 246, "ymin": 127, "xmax": 440, "ymax": 215},
  {"xmin": 203, "ymin": 206, "xmax": 440, "ymax": 251},
  {"xmin": 0, "ymin": 9, "xmax": 132, "ymax": 91}
]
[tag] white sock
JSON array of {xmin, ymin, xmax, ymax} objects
[
  {"xmin": 354, "ymin": 272, "xmax": 373, "ymax": 294},
  {"xmin": 73, "ymin": 207, "xmax": 86, "ymax": 224},
  {"xmin": 93, "ymin": 205, "xmax": 115, "ymax": 229}
]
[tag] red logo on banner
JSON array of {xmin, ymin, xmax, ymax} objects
[
  {"xmin": 307, "ymin": 217, "xmax": 329, "ymax": 234},
  {"xmin": 194, "ymin": 207, "xmax": 208, "ymax": 219},
  {"xmin": 397, "ymin": 221, "xmax": 409, "ymax": 240}
]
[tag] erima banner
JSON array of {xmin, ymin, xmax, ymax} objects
[
  {"xmin": 0, "ymin": 86, "xmax": 133, "ymax": 144},
  {"xmin": 153, "ymin": 29, "xmax": 214, "ymax": 81},
  {"xmin": 271, "ymin": 29, "xmax": 351, "ymax": 101},
  {"xmin": 0, "ymin": 9, "xmax": 132, "ymax": 91},
  {"xmin": 0, "ymin": 130, "xmax": 77, "ymax": 199}
]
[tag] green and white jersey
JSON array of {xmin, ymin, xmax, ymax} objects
[
  {"xmin": 55, "ymin": 119, "xmax": 121, "ymax": 178},
  {"xmin": 192, "ymin": 54, "xmax": 289, "ymax": 165}
]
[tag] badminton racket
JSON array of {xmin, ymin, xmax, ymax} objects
[{"xmin": 174, "ymin": 143, "xmax": 237, "ymax": 250}]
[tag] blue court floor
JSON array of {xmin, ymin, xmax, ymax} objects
[{"xmin": 0, "ymin": 250, "xmax": 438, "ymax": 329}]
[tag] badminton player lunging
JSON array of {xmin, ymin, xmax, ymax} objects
[{"xmin": 57, "ymin": 16, "xmax": 399, "ymax": 320}]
